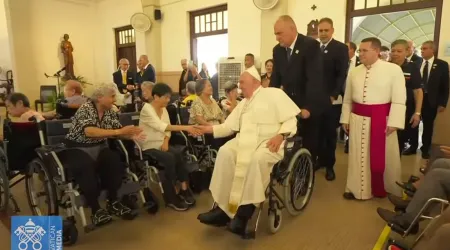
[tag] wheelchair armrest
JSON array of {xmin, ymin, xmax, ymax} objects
[{"xmin": 144, "ymin": 154, "xmax": 165, "ymax": 171}]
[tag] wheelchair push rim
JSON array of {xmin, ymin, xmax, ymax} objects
[
  {"xmin": 25, "ymin": 159, "xmax": 58, "ymax": 216},
  {"xmin": 283, "ymin": 148, "xmax": 315, "ymax": 216}
]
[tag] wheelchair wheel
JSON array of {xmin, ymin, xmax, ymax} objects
[
  {"xmin": 283, "ymin": 148, "xmax": 315, "ymax": 216},
  {"xmin": 0, "ymin": 162, "xmax": 9, "ymax": 212},
  {"xmin": 25, "ymin": 159, "xmax": 58, "ymax": 216},
  {"xmin": 268, "ymin": 208, "xmax": 282, "ymax": 234}
]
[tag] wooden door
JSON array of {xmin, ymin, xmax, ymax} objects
[
  {"xmin": 115, "ymin": 25, "xmax": 137, "ymax": 72},
  {"xmin": 117, "ymin": 47, "xmax": 137, "ymax": 72}
]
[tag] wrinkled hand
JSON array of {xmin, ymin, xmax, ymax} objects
[
  {"xmin": 330, "ymin": 96, "xmax": 335, "ymax": 104},
  {"xmin": 299, "ymin": 109, "xmax": 310, "ymax": 119},
  {"xmin": 126, "ymin": 85, "xmax": 135, "ymax": 91},
  {"xmin": 440, "ymin": 145, "xmax": 450, "ymax": 158},
  {"xmin": 386, "ymin": 126, "xmax": 397, "ymax": 136},
  {"xmin": 266, "ymin": 134, "xmax": 284, "ymax": 153},
  {"xmin": 438, "ymin": 106, "xmax": 446, "ymax": 113},
  {"xmin": 194, "ymin": 125, "xmax": 213, "ymax": 134},
  {"xmin": 186, "ymin": 126, "xmax": 203, "ymax": 136},
  {"xmin": 132, "ymin": 132, "xmax": 146, "ymax": 142},
  {"xmin": 161, "ymin": 141, "xmax": 169, "ymax": 152},
  {"xmin": 342, "ymin": 124, "xmax": 349, "ymax": 134},
  {"xmin": 410, "ymin": 113, "xmax": 421, "ymax": 128},
  {"xmin": 119, "ymin": 125, "xmax": 143, "ymax": 137}
]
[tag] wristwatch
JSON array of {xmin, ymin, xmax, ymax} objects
[{"xmin": 414, "ymin": 112, "xmax": 421, "ymax": 116}]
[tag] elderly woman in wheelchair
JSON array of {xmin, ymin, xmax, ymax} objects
[
  {"xmin": 139, "ymin": 83, "xmax": 201, "ymax": 211},
  {"xmin": 5, "ymin": 93, "xmax": 45, "ymax": 122},
  {"xmin": 61, "ymin": 83, "xmax": 143, "ymax": 226}
]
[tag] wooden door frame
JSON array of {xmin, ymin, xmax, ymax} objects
[
  {"xmin": 189, "ymin": 4, "xmax": 228, "ymax": 64},
  {"xmin": 345, "ymin": 0, "xmax": 443, "ymax": 53},
  {"xmin": 115, "ymin": 25, "xmax": 136, "ymax": 69}
]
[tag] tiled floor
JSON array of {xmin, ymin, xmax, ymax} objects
[{"xmin": 0, "ymin": 144, "xmax": 426, "ymax": 250}]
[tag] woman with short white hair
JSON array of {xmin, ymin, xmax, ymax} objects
[{"xmin": 63, "ymin": 83, "xmax": 143, "ymax": 227}]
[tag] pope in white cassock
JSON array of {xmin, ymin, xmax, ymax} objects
[
  {"xmin": 341, "ymin": 37, "xmax": 406, "ymax": 200},
  {"xmin": 196, "ymin": 66, "xmax": 300, "ymax": 236}
]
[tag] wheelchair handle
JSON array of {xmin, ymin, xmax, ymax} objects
[{"xmin": 28, "ymin": 115, "xmax": 46, "ymax": 146}]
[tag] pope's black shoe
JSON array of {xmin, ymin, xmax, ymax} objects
[
  {"xmin": 227, "ymin": 216, "xmax": 248, "ymax": 236},
  {"xmin": 197, "ymin": 206, "xmax": 230, "ymax": 227}
]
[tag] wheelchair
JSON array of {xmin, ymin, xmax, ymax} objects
[
  {"xmin": 170, "ymin": 100, "xmax": 218, "ymax": 170},
  {"xmin": 117, "ymin": 112, "xmax": 198, "ymax": 208},
  {"xmin": 211, "ymin": 134, "xmax": 315, "ymax": 239},
  {"xmin": 0, "ymin": 118, "xmax": 46, "ymax": 214},
  {"xmin": 22, "ymin": 117, "xmax": 154, "ymax": 246},
  {"xmin": 384, "ymin": 198, "xmax": 449, "ymax": 250}
]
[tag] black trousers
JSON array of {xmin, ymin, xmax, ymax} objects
[
  {"xmin": 143, "ymin": 146, "xmax": 189, "ymax": 202},
  {"xmin": 410, "ymin": 94, "xmax": 437, "ymax": 153},
  {"xmin": 58, "ymin": 148, "xmax": 125, "ymax": 211},
  {"xmin": 143, "ymin": 146, "xmax": 189, "ymax": 183},
  {"xmin": 298, "ymin": 115, "xmax": 319, "ymax": 166},
  {"xmin": 317, "ymin": 105, "xmax": 341, "ymax": 169},
  {"xmin": 398, "ymin": 101, "xmax": 416, "ymax": 155}
]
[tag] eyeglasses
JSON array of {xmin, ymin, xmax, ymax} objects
[{"xmin": 357, "ymin": 49, "xmax": 376, "ymax": 53}]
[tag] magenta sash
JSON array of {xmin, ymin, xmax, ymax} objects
[{"xmin": 352, "ymin": 102, "xmax": 391, "ymax": 198}]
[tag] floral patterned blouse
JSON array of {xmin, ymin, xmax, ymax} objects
[{"xmin": 188, "ymin": 97, "xmax": 224, "ymax": 125}]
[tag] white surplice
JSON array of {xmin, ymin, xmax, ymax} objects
[
  {"xmin": 340, "ymin": 59, "xmax": 406, "ymax": 200},
  {"xmin": 210, "ymin": 87, "xmax": 300, "ymax": 218}
]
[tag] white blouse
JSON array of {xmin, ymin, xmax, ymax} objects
[{"xmin": 138, "ymin": 103, "xmax": 171, "ymax": 151}]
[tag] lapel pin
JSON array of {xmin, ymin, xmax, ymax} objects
[{"xmin": 295, "ymin": 50, "xmax": 299, "ymax": 54}]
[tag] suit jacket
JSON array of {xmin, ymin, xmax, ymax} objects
[
  {"xmin": 270, "ymin": 33, "xmax": 328, "ymax": 116},
  {"xmin": 321, "ymin": 39, "xmax": 349, "ymax": 99},
  {"xmin": 355, "ymin": 56, "xmax": 361, "ymax": 67},
  {"xmin": 410, "ymin": 53, "xmax": 423, "ymax": 68},
  {"xmin": 113, "ymin": 70, "xmax": 135, "ymax": 94},
  {"xmin": 424, "ymin": 58, "xmax": 449, "ymax": 108},
  {"xmin": 136, "ymin": 64, "xmax": 156, "ymax": 84}
]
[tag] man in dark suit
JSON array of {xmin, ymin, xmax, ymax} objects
[
  {"xmin": 136, "ymin": 55, "xmax": 156, "ymax": 84},
  {"xmin": 343, "ymin": 42, "xmax": 361, "ymax": 153},
  {"xmin": 270, "ymin": 15, "xmax": 327, "ymax": 167},
  {"xmin": 135, "ymin": 55, "xmax": 156, "ymax": 101},
  {"xmin": 113, "ymin": 58, "xmax": 135, "ymax": 112},
  {"xmin": 390, "ymin": 39, "xmax": 423, "ymax": 155},
  {"xmin": 406, "ymin": 41, "xmax": 449, "ymax": 159},
  {"xmin": 407, "ymin": 41, "xmax": 423, "ymax": 68},
  {"xmin": 315, "ymin": 18, "xmax": 349, "ymax": 181}
]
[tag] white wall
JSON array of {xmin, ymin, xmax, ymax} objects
[
  {"xmin": 6, "ymin": 0, "xmax": 96, "ymax": 100},
  {"xmin": 94, "ymin": 0, "xmax": 145, "ymax": 84},
  {"xmin": 159, "ymin": 0, "xmax": 261, "ymax": 72},
  {"xmin": 289, "ymin": 0, "xmax": 347, "ymax": 42},
  {"xmin": 0, "ymin": 1, "xmax": 11, "ymax": 77}
]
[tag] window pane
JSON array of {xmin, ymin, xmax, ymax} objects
[
  {"xmin": 119, "ymin": 31, "xmax": 123, "ymax": 44},
  {"xmin": 223, "ymin": 11, "xmax": 228, "ymax": 29},
  {"xmin": 126, "ymin": 30, "xmax": 130, "ymax": 43},
  {"xmin": 200, "ymin": 15, "xmax": 205, "ymax": 32},
  {"xmin": 206, "ymin": 14, "xmax": 210, "ymax": 22},
  {"xmin": 195, "ymin": 16, "xmax": 200, "ymax": 33},
  {"xmin": 206, "ymin": 22, "xmax": 210, "ymax": 32},
  {"xmin": 354, "ymin": 0, "xmax": 365, "ymax": 10},
  {"xmin": 211, "ymin": 13, "xmax": 216, "ymax": 22},
  {"xmin": 212, "ymin": 21, "xmax": 217, "ymax": 31},
  {"xmin": 217, "ymin": 12, "xmax": 223, "ymax": 30},
  {"xmin": 366, "ymin": 0, "xmax": 377, "ymax": 8}
]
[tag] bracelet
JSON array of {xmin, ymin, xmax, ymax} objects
[{"xmin": 414, "ymin": 112, "xmax": 421, "ymax": 116}]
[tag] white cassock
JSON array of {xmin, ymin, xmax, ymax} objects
[
  {"xmin": 210, "ymin": 87, "xmax": 300, "ymax": 218},
  {"xmin": 341, "ymin": 59, "xmax": 406, "ymax": 200}
]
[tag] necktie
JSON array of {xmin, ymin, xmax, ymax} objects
[
  {"xmin": 286, "ymin": 48, "xmax": 292, "ymax": 62},
  {"xmin": 422, "ymin": 61, "xmax": 429, "ymax": 92},
  {"xmin": 122, "ymin": 72, "xmax": 127, "ymax": 84},
  {"xmin": 321, "ymin": 45, "xmax": 326, "ymax": 52},
  {"xmin": 140, "ymin": 70, "xmax": 144, "ymax": 77}
]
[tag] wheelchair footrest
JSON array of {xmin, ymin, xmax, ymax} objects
[{"xmin": 389, "ymin": 223, "xmax": 407, "ymax": 235}]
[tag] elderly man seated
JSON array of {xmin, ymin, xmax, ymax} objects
[
  {"xmin": 43, "ymin": 80, "xmax": 87, "ymax": 119},
  {"xmin": 196, "ymin": 66, "xmax": 300, "ymax": 235},
  {"xmin": 377, "ymin": 146, "xmax": 450, "ymax": 234},
  {"xmin": 181, "ymin": 81, "xmax": 197, "ymax": 107}
]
